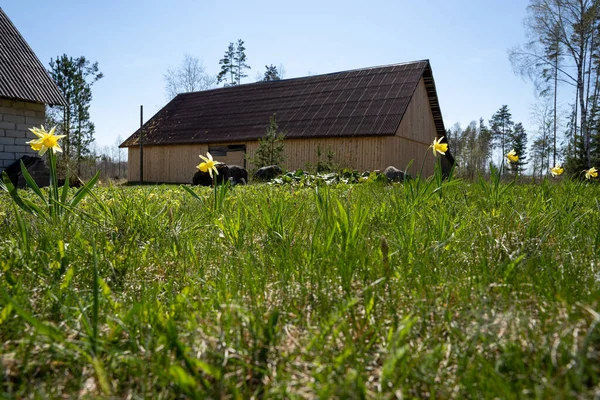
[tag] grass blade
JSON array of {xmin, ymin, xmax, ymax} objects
[
  {"xmin": 19, "ymin": 160, "xmax": 46, "ymax": 203},
  {"xmin": 1, "ymin": 171, "xmax": 32, "ymax": 213},
  {"xmin": 61, "ymin": 175, "xmax": 70, "ymax": 205},
  {"xmin": 181, "ymin": 184, "xmax": 205, "ymax": 205},
  {"xmin": 69, "ymin": 171, "xmax": 100, "ymax": 208}
]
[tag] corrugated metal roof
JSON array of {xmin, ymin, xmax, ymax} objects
[
  {"xmin": 121, "ymin": 60, "xmax": 446, "ymax": 147},
  {"xmin": 0, "ymin": 8, "xmax": 66, "ymax": 106}
]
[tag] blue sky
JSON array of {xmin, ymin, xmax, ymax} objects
[{"xmin": 4, "ymin": 0, "xmax": 541, "ymax": 151}]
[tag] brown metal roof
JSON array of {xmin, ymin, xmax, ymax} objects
[
  {"xmin": 121, "ymin": 60, "xmax": 446, "ymax": 147},
  {"xmin": 0, "ymin": 8, "xmax": 66, "ymax": 106}
]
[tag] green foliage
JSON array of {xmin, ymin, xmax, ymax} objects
[
  {"xmin": 1, "ymin": 178, "xmax": 599, "ymax": 398},
  {"xmin": 249, "ymin": 114, "xmax": 286, "ymax": 169},
  {"xmin": 268, "ymin": 169, "xmax": 381, "ymax": 186}
]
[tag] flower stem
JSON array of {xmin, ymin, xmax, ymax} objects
[{"xmin": 49, "ymin": 150, "xmax": 59, "ymax": 219}]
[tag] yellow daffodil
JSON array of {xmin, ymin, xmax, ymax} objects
[
  {"xmin": 197, "ymin": 152, "xmax": 222, "ymax": 178},
  {"xmin": 430, "ymin": 136, "xmax": 448, "ymax": 157},
  {"xmin": 550, "ymin": 165, "xmax": 564, "ymax": 177},
  {"xmin": 27, "ymin": 125, "xmax": 66, "ymax": 156},
  {"xmin": 506, "ymin": 149, "xmax": 518, "ymax": 163},
  {"xmin": 585, "ymin": 167, "xmax": 598, "ymax": 180},
  {"xmin": 30, "ymin": 141, "xmax": 43, "ymax": 151}
]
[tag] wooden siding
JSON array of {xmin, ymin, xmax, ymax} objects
[
  {"xmin": 128, "ymin": 144, "xmax": 208, "ymax": 183},
  {"xmin": 393, "ymin": 77, "xmax": 438, "ymax": 176},
  {"xmin": 126, "ymin": 78, "xmax": 440, "ymax": 183},
  {"xmin": 246, "ymin": 137, "xmax": 391, "ymax": 172}
]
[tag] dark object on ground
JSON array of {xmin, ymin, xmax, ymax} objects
[
  {"xmin": 384, "ymin": 166, "xmax": 409, "ymax": 182},
  {"xmin": 57, "ymin": 176, "xmax": 84, "ymax": 188},
  {"xmin": 254, "ymin": 165, "xmax": 283, "ymax": 181},
  {"xmin": 228, "ymin": 165, "xmax": 248, "ymax": 185},
  {"xmin": 1, "ymin": 156, "xmax": 49, "ymax": 188},
  {"xmin": 192, "ymin": 164, "xmax": 231, "ymax": 186}
]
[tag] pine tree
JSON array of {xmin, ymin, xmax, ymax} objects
[
  {"xmin": 489, "ymin": 105, "xmax": 514, "ymax": 164},
  {"xmin": 233, "ymin": 39, "xmax": 250, "ymax": 85},
  {"xmin": 47, "ymin": 55, "xmax": 103, "ymax": 177},
  {"xmin": 263, "ymin": 64, "xmax": 281, "ymax": 81},
  {"xmin": 217, "ymin": 40, "xmax": 251, "ymax": 86},
  {"xmin": 509, "ymin": 122, "xmax": 528, "ymax": 174},
  {"xmin": 249, "ymin": 114, "xmax": 286, "ymax": 168},
  {"xmin": 217, "ymin": 43, "xmax": 236, "ymax": 86}
]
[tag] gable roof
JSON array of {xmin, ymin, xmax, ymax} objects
[
  {"xmin": 121, "ymin": 60, "xmax": 445, "ymax": 147},
  {"xmin": 0, "ymin": 8, "xmax": 66, "ymax": 106}
]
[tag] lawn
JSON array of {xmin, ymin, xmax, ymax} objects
[{"xmin": 0, "ymin": 176, "xmax": 599, "ymax": 398}]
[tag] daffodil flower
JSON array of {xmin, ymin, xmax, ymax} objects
[
  {"xmin": 197, "ymin": 152, "xmax": 222, "ymax": 178},
  {"xmin": 430, "ymin": 136, "xmax": 448, "ymax": 157},
  {"xmin": 550, "ymin": 165, "xmax": 564, "ymax": 177},
  {"xmin": 27, "ymin": 125, "xmax": 65, "ymax": 156},
  {"xmin": 506, "ymin": 149, "xmax": 518, "ymax": 163},
  {"xmin": 585, "ymin": 167, "xmax": 598, "ymax": 180}
]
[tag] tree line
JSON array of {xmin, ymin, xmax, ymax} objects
[
  {"xmin": 509, "ymin": 0, "xmax": 600, "ymax": 174},
  {"xmin": 447, "ymin": 105, "xmax": 529, "ymax": 179}
]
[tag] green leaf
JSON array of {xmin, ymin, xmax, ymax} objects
[
  {"xmin": 192, "ymin": 359, "xmax": 222, "ymax": 379},
  {"xmin": 61, "ymin": 175, "xmax": 70, "ymax": 205},
  {"xmin": 169, "ymin": 364, "xmax": 197, "ymax": 389},
  {"xmin": 20, "ymin": 197, "xmax": 50, "ymax": 221},
  {"xmin": 181, "ymin": 185, "xmax": 204, "ymax": 204},
  {"xmin": 0, "ymin": 303, "xmax": 13, "ymax": 325},
  {"xmin": 91, "ymin": 356, "xmax": 111, "ymax": 395},
  {"xmin": 19, "ymin": 161, "xmax": 47, "ymax": 204},
  {"xmin": 60, "ymin": 267, "xmax": 75, "ymax": 291},
  {"xmin": 1, "ymin": 171, "xmax": 33, "ymax": 213},
  {"xmin": 11, "ymin": 202, "xmax": 28, "ymax": 251},
  {"xmin": 69, "ymin": 170, "xmax": 100, "ymax": 208}
]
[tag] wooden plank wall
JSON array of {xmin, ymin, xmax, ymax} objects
[
  {"xmin": 393, "ymin": 77, "xmax": 438, "ymax": 176},
  {"xmin": 245, "ymin": 137, "xmax": 392, "ymax": 172},
  {"xmin": 217, "ymin": 151, "xmax": 246, "ymax": 167},
  {"xmin": 128, "ymin": 144, "xmax": 208, "ymax": 183}
]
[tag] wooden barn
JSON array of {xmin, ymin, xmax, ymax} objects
[{"xmin": 120, "ymin": 60, "xmax": 452, "ymax": 183}]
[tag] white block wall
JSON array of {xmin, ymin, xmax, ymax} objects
[{"xmin": 0, "ymin": 98, "xmax": 45, "ymax": 169}]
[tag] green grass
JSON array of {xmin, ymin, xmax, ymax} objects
[{"xmin": 0, "ymin": 178, "xmax": 599, "ymax": 398}]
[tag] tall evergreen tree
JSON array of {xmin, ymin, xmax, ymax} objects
[
  {"xmin": 489, "ymin": 105, "xmax": 514, "ymax": 164},
  {"xmin": 217, "ymin": 42, "xmax": 236, "ymax": 86},
  {"xmin": 509, "ymin": 122, "xmax": 528, "ymax": 174},
  {"xmin": 217, "ymin": 39, "xmax": 251, "ymax": 86},
  {"xmin": 263, "ymin": 64, "xmax": 281, "ymax": 81},
  {"xmin": 233, "ymin": 39, "xmax": 250, "ymax": 84},
  {"xmin": 47, "ymin": 55, "xmax": 103, "ymax": 176}
]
